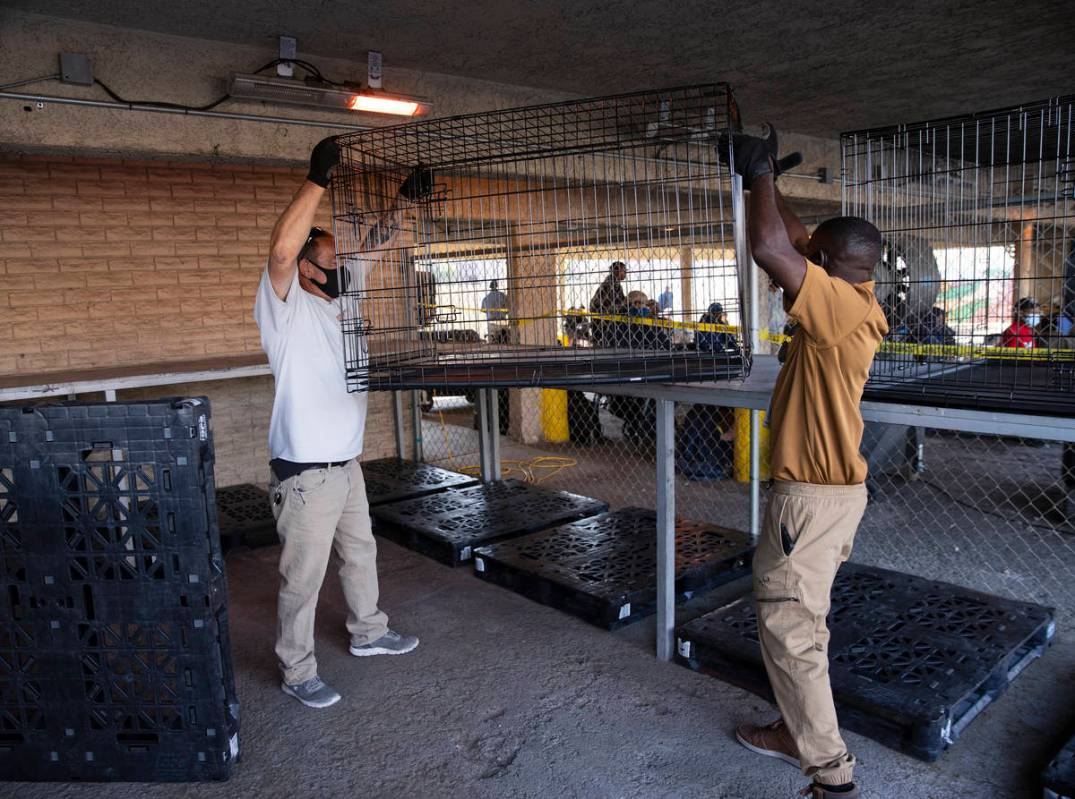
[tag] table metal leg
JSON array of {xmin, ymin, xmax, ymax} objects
[{"xmin": 655, "ymin": 398, "xmax": 676, "ymax": 661}]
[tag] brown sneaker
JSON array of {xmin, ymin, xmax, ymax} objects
[
  {"xmin": 800, "ymin": 783, "xmax": 860, "ymax": 798},
  {"xmin": 734, "ymin": 718, "xmax": 801, "ymax": 769}
]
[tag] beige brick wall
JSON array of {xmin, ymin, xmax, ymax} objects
[
  {"xmin": 0, "ymin": 153, "xmax": 317, "ymax": 373},
  {"xmin": 0, "ymin": 153, "xmax": 411, "ymax": 485}
]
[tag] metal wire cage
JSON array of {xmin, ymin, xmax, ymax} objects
[
  {"xmin": 329, "ymin": 85, "xmax": 749, "ymax": 392},
  {"xmin": 842, "ymin": 95, "xmax": 1075, "ymax": 415}
]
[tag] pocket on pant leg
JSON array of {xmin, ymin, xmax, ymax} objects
[
  {"xmin": 753, "ymin": 495, "xmax": 799, "ymax": 602},
  {"xmin": 270, "ymin": 475, "xmax": 297, "ymax": 526}
]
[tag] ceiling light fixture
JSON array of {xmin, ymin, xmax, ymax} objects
[{"xmin": 227, "ymin": 73, "xmax": 426, "ymax": 117}]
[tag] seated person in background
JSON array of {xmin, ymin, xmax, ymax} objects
[
  {"xmin": 624, "ymin": 290, "xmax": 651, "ymax": 348},
  {"xmin": 696, "ymin": 302, "xmax": 739, "ymax": 352},
  {"xmin": 589, "ymin": 261, "xmax": 628, "ymax": 347},
  {"xmin": 1043, "ymin": 296, "xmax": 1074, "ymax": 338},
  {"xmin": 563, "ymin": 307, "xmax": 590, "ymax": 346},
  {"xmin": 1000, "ymin": 297, "xmax": 1041, "ymax": 349},
  {"xmin": 911, "ymin": 306, "xmax": 956, "ymax": 346},
  {"xmin": 645, "ymin": 298, "xmax": 671, "ymax": 349}
]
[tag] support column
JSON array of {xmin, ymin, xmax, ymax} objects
[
  {"xmin": 477, "ymin": 389, "xmax": 491, "ymax": 482},
  {"xmin": 1015, "ymin": 219, "xmax": 1036, "ymax": 302},
  {"xmin": 679, "ymin": 245, "xmax": 694, "ymax": 318},
  {"xmin": 655, "ymin": 398, "xmax": 676, "ymax": 662},
  {"xmin": 507, "ymin": 232, "xmax": 559, "ymax": 445},
  {"xmin": 392, "ymin": 391, "xmax": 406, "ymax": 459},
  {"xmin": 410, "ymin": 390, "xmax": 423, "ymax": 463}
]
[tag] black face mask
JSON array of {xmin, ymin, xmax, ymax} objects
[{"xmin": 308, "ymin": 260, "xmax": 350, "ymax": 300}]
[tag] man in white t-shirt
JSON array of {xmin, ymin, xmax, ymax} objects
[{"xmin": 254, "ymin": 138, "xmax": 428, "ymax": 708}]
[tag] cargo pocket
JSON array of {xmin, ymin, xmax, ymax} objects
[{"xmin": 753, "ymin": 495, "xmax": 800, "ymax": 604}]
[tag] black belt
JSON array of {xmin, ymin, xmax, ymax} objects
[{"xmin": 270, "ymin": 458, "xmax": 352, "ymax": 482}]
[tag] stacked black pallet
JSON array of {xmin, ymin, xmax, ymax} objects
[
  {"xmin": 676, "ymin": 563, "xmax": 1054, "ymax": 762},
  {"xmin": 216, "ymin": 483, "xmax": 276, "ymax": 550},
  {"xmin": 0, "ymin": 399, "xmax": 239, "ymax": 781},
  {"xmin": 1044, "ymin": 731, "xmax": 1075, "ymax": 799},
  {"xmin": 371, "ymin": 479, "xmax": 608, "ymax": 566},
  {"xmin": 359, "ymin": 457, "xmax": 478, "ymax": 507},
  {"xmin": 473, "ymin": 508, "xmax": 754, "ymax": 629}
]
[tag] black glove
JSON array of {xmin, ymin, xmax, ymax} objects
[
  {"xmin": 774, "ymin": 151, "xmax": 803, "ymax": 180},
  {"xmin": 399, "ymin": 165, "xmax": 434, "ymax": 201},
  {"xmin": 718, "ymin": 123, "xmax": 782, "ymax": 189},
  {"xmin": 307, "ymin": 136, "xmax": 340, "ymax": 188}
]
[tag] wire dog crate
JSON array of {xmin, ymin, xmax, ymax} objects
[
  {"xmin": 329, "ymin": 85, "xmax": 749, "ymax": 391},
  {"xmin": 842, "ymin": 95, "xmax": 1075, "ymax": 415}
]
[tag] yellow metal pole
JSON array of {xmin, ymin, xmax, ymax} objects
[
  {"xmin": 734, "ymin": 407, "xmax": 770, "ymax": 482},
  {"xmin": 541, "ymin": 389, "xmax": 570, "ymax": 442}
]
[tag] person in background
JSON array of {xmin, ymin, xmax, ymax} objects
[
  {"xmin": 1000, "ymin": 297, "xmax": 1041, "ymax": 349},
  {"xmin": 912, "ymin": 306, "xmax": 957, "ymax": 346},
  {"xmin": 658, "ymin": 285, "xmax": 674, "ymax": 312},
  {"xmin": 1045, "ymin": 295, "xmax": 1074, "ymax": 338},
  {"xmin": 696, "ymin": 302, "xmax": 738, "ymax": 352},
  {"xmin": 624, "ymin": 290, "xmax": 651, "ymax": 348},
  {"xmin": 481, "ymin": 279, "xmax": 510, "ymax": 343},
  {"xmin": 589, "ymin": 261, "xmax": 628, "ymax": 347}
]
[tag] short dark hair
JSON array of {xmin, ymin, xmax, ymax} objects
[{"xmin": 814, "ymin": 216, "xmax": 882, "ymax": 265}]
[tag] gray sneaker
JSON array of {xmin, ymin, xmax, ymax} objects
[
  {"xmin": 349, "ymin": 629, "xmax": 419, "ymax": 657},
  {"xmin": 281, "ymin": 675, "xmax": 341, "ymax": 708}
]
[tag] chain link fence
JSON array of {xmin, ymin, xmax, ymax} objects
[
  {"xmin": 417, "ymin": 387, "xmax": 1075, "ymax": 625},
  {"xmin": 855, "ymin": 424, "xmax": 1075, "ymax": 619}
]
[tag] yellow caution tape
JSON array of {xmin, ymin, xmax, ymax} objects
[{"xmin": 416, "ymin": 303, "xmax": 1074, "ymax": 358}]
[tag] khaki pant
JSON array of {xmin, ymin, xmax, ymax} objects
[
  {"xmin": 269, "ymin": 459, "xmax": 389, "ymax": 686},
  {"xmin": 753, "ymin": 480, "xmax": 868, "ymax": 786}
]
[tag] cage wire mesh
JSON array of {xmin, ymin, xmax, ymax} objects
[
  {"xmin": 329, "ymin": 85, "xmax": 750, "ymax": 392},
  {"xmin": 842, "ymin": 95, "xmax": 1075, "ymax": 415}
]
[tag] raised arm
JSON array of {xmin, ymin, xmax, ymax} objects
[
  {"xmin": 267, "ymin": 138, "xmax": 339, "ymax": 300},
  {"xmin": 749, "ymin": 170, "xmax": 808, "ymax": 302},
  {"xmin": 355, "ymin": 166, "xmax": 433, "ymax": 255},
  {"xmin": 774, "ymin": 183, "xmax": 810, "ymax": 255}
]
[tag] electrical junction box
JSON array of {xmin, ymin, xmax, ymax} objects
[{"xmin": 59, "ymin": 52, "xmax": 93, "ymax": 85}]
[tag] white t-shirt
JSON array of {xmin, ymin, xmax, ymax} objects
[{"xmin": 254, "ymin": 266, "xmax": 368, "ymax": 462}]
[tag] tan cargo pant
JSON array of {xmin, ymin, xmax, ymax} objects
[
  {"xmin": 754, "ymin": 480, "xmax": 868, "ymax": 786},
  {"xmin": 269, "ymin": 459, "xmax": 389, "ymax": 686}
]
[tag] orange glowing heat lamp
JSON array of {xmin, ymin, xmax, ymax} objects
[{"xmin": 348, "ymin": 94, "xmax": 422, "ymax": 116}]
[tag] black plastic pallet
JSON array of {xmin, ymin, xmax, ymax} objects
[
  {"xmin": 472, "ymin": 507, "xmax": 754, "ymax": 628},
  {"xmin": 0, "ymin": 399, "xmax": 239, "ymax": 781},
  {"xmin": 371, "ymin": 479, "xmax": 608, "ymax": 566},
  {"xmin": 1044, "ymin": 731, "xmax": 1075, "ymax": 799},
  {"xmin": 216, "ymin": 483, "xmax": 277, "ymax": 550},
  {"xmin": 675, "ymin": 563, "xmax": 1055, "ymax": 762},
  {"xmin": 360, "ymin": 457, "xmax": 478, "ymax": 506}
]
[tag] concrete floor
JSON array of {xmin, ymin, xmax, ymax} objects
[{"xmin": 3, "ymin": 535, "xmax": 1071, "ymax": 799}]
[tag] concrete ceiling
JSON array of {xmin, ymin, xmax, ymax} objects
[{"xmin": 12, "ymin": 0, "xmax": 1075, "ymax": 137}]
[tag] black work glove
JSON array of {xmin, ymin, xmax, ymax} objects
[
  {"xmin": 399, "ymin": 165, "xmax": 435, "ymax": 201},
  {"xmin": 774, "ymin": 152, "xmax": 803, "ymax": 180},
  {"xmin": 718, "ymin": 124, "xmax": 779, "ymax": 189},
  {"xmin": 307, "ymin": 136, "xmax": 340, "ymax": 188}
]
